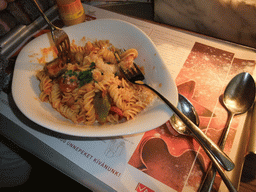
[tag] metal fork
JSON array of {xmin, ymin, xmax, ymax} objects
[
  {"xmin": 32, "ymin": 0, "xmax": 71, "ymax": 60},
  {"xmin": 119, "ymin": 63, "xmax": 234, "ymax": 171}
]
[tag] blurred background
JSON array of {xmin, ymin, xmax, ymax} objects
[{"xmin": 0, "ymin": 0, "xmax": 256, "ymax": 191}]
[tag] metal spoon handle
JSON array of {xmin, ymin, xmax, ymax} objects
[
  {"xmin": 219, "ymin": 113, "xmax": 234, "ymax": 149},
  {"xmin": 199, "ymin": 113, "xmax": 235, "ymax": 192},
  {"xmin": 144, "ymin": 84, "xmax": 235, "ymax": 171},
  {"xmin": 201, "ymin": 137, "xmax": 237, "ymax": 192}
]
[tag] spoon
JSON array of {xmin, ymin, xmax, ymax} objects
[
  {"xmin": 164, "ymin": 91, "xmax": 234, "ymax": 171},
  {"xmin": 199, "ymin": 72, "xmax": 256, "ymax": 192},
  {"xmin": 169, "ymin": 94, "xmax": 237, "ymax": 191},
  {"xmin": 170, "ymin": 94, "xmax": 200, "ymax": 133}
]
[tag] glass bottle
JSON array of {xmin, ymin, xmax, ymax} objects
[{"xmin": 55, "ymin": 0, "xmax": 86, "ymax": 26}]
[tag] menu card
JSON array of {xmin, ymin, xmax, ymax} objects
[{"xmin": 1, "ymin": 4, "xmax": 256, "ymax": 192}]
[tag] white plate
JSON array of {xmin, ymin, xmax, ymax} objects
[{"xmin": 12, "ymin": 19, "xmax": 178, "ymax": 137}]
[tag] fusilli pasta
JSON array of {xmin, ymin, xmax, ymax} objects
[{"xmin": 36, "ymin": 40, "xmax": 155, "ymax": 125}]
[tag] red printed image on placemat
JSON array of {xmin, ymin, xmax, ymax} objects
[{"xmin": 128, "ymin": 42, "xmax": 256, "ymax": 191}]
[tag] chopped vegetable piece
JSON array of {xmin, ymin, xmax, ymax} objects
[
  {"xmin": 110, "ymin": 106, "xmax": 123, "ymax": 118},
  {"xmin": 44, "ymin": 58, "xmax": 67, "ymax": 79},
  {"xmin": 90, "ymin": 62, "xmax": 96, "ymax": 69},
  {"xmin": 94, "ymin": 91, "xmax": 111, "ymax": 124},
  {"xmin": 59, "ymin": 75, "xmax": 78, "ymax": 93}
]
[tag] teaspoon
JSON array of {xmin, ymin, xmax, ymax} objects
[
  {"xmin": 199, "ymin": 72, "xmax": 255, "ymax": 192},
  {"xmin": 169, "ymin": 94, "xmax": 238, "ymax": 191}
]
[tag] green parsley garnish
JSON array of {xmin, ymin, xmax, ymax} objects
[
  {"xmin": 64, "ymin": 70, "xmax": 77, "ymax": 77},
  {"xmin": 90, "ymin": 62, "xmax": 96, "ymax": 69},
  {"xmin": 78, "ymin": 70, "xmax": 93, "ymax": 87}
]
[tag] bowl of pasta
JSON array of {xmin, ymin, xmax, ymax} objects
[{"xmin": 12, "ymin": 19, "xmax": 178, "ymax": 137}]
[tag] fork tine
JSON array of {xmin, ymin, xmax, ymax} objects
[
  {"xmin": 56, "ymin": 36, "xmax": 71, "ymax": 59},
  {"xmin": 130, "ymin": 66, "xmax": 137, "ymax": 75},
  {"xmin": 134, "ymin": 63, "xmax": 142, "ymax": 74},
  {"xmin": 127, "ymin": 68, "xmax": 134, "ymax": 78},
  {"xmin": 119, "ymin": 63, "xmax": 145, "ymax": 84},
  {"xmin": 120, "ymin": 66, "xmax": 127, "ymax": 77},
  {"xmin": 61, "ymin": 41, "xmax": 66, "ymax": 51},
  {"xmin": 120, "ymin": 66, "xmax": 131, "ymax": 79},
  {"xmin": 64, "ymin": 38, "xmax": 70, "ymax": 50},
  {"xmin": 133, "ymin": 63, "xmax": 145, "ymax": 81}
]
